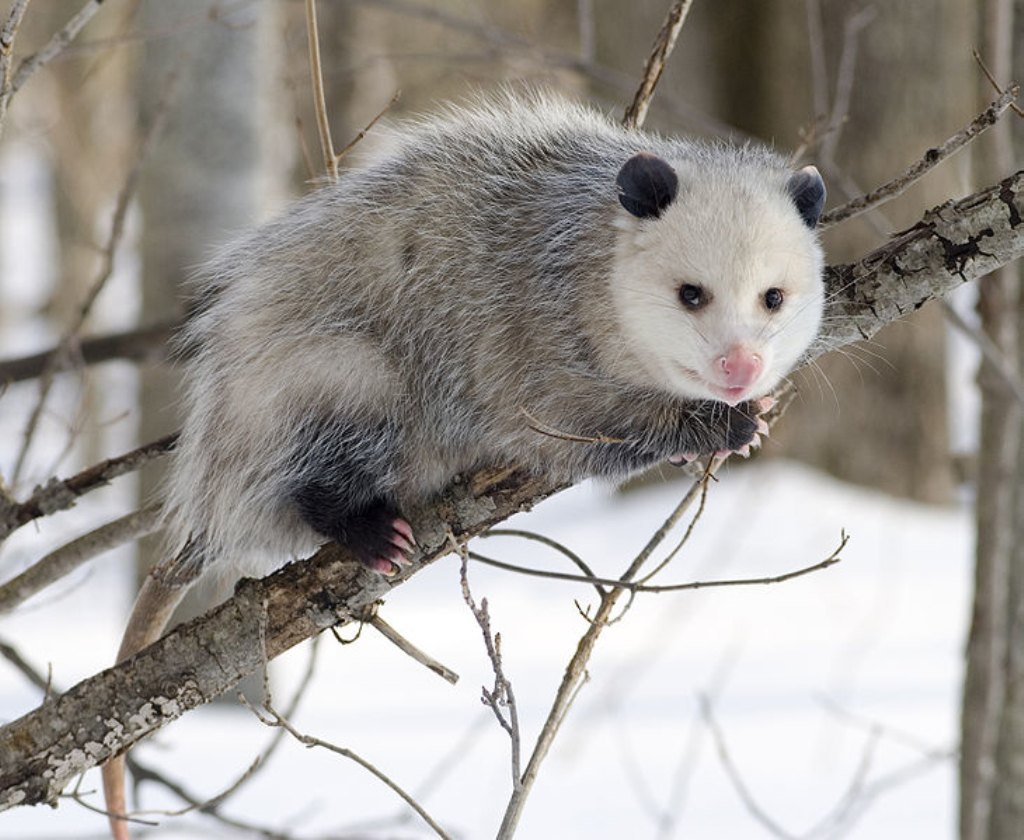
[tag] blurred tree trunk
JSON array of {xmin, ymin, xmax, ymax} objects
[
  {"xmin": 134, "ymin": 1, "xmax": 264, "ymax": 586},
  {"xmin": 961, "ymin": 2, "xmax": 1023, "ymax": 837},
  {"xmin": 711, "ymin": 0, "xmax": 975, "ymax": 504}
]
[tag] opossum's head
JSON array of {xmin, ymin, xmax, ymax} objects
[{"xmin": 609, "ymin": 150, "xmax": 826, "ymax": 406}]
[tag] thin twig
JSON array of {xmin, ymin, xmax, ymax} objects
[
  {"xmin": 638, "ymin": 465, "xmax": 713, "ymax": 584},
  {"xmin": 519, "ymin": 407, "xmax": 625, "ymax": 444},
  {"xmin": 974, "ymin": 48, "xmax": 1024, "ymax": 117},
  {"xmin": 369, "ymin": 614, "xmax": 459, "ymax": 684},
  {"xmin": 818, "ymin": 5, "xmax": 876, "ymax": 167},
  {"xmin": 481, "ymin": 527, "xmax": 604, "ymax": 596},
  {"xmin": 622, "ymin": 0, "xmax": 695, "ymax": 130},
  {"xmin": 469, "ymin": 531, "xmax": 846, "ymax": 593},
  {"xmin": 0, "ymin": 637, "xmax": 50, "ymax": 693},
  {"xmin": 241, "ymin": 694, "xmax": 453, "ymax": 840},
  {"xmin": 305, "ymin": 0, "xmax": 337, "ymax": 180},
  {"xmin": 335, "ymin": 90, "xmax": 401, "ymax": 164},
  {"xmin": 10, "ymin": 0, "xmax": 104, "ymax": 94},
  {"xmin": 0, "ymin": 321, "xmax": 180, "ymax": 385},
  {"xmin": 941, "ymin": 298, "xmax": 1024, "ymax": 408},
  {"xmin": 0, "ymin": 504, "xmax": 162, "ymax": 615},
  {"xmin": 0, "ymin": 0, "xmax": 32, "ymax": 141},
  {"xmin": 819, "ymin": 88, "xmax": 1019, "ymax": 228},
  {"xmin": 454, "ymin": 535, "xmax": 522, "ymax": 792}
]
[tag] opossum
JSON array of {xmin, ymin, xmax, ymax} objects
[{"xmin": 102, "ymin": 91, "xmax": 825, "ymax": 839}]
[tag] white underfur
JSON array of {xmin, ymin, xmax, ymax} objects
[
  {"xmin": 161, "ymin": 90, "xmax": 826, "ymax": 580},
  {"xmin": 608, "ymin": 159, "xmax": 824, "ymax": 405}
]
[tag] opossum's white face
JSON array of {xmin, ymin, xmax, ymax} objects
[{"xmin": 609, "ymin": 152, "xmax": 825, "ymax": 406}]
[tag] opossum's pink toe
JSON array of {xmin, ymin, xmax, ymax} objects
[
  {"xmin": 737, "ymin": 444, "xmax": 751, "ymax": 458},
  {"xmin": 369, "ymin": 556, "xmax": 398, "ymax": 576},
  {"xmin": 389, "ymin": 532, "xmax": 414, "ymax": 554},
  {"xmin": 756, "ymin": 418, "xmax": 769, "ymax": 436},
  {"xmin": 388, "ymin": 545, "xmax": 413, "ymax": 567},
  {"xmin": 392, "ymin": 518, "xmax": 416, "ymax": 546},
  {"xmin": 755, "ymin": 396, "xmax": 775, "ymax": 412}
]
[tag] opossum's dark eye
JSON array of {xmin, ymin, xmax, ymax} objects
[
  {"xmin": 679, "ymin": 284, "xmax": 706, "ymax": 310},
  {"xmin": 764, "ymin": 288, "xmax": 784, "ymax": 311}
]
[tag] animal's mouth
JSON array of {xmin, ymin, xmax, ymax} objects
[{"xmin": 676, "ymin": 364, "xmax": 750, "ymax": 405}]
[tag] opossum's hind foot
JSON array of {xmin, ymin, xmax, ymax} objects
[
  {"xmin": 314, "ymin": 498, "xmax": 416, "ymax": 576},
  {"xmin": 363, "ymin": 515, "xmax": 417, "ymax": 577}
]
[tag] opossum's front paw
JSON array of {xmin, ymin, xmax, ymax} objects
[
  {"xmin": 717, "ymin": 396, "xmax": 772, "ymax": 458},
  {"xmin": 673, "ymin": 396, "xmax": 773, "ymax": 464}
]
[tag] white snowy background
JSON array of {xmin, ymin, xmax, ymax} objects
[{"xmin": 0, "ymin": 135, "xmax": 976, "ymax": 839}]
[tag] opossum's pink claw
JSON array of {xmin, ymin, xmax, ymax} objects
[
  {"xmin": 755, "ymin": 395, "xmax": 776, "ymax": 413},
  {"xmin": 668, "ymin": 452, "xmax": 696, "ymax": 466},
  {"xmin": 392, "ymin": 518, "xmax": 417, "ymax": 547},
  {"xmin": 756, "ymin": 417, "xmax": 770, "ymax": 436}
]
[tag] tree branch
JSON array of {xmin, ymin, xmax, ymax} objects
[{"xmin": 0, "ymin": 170, "xmax": 1021, "ymax": 812}]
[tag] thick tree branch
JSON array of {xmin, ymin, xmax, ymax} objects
[
  {"xmin": 0, "ymin": 435, "xmax": 178, "ymax": 543},
  {"xmin": 0, "ymin": 171, "xmax": 1021, "ymax": 812}
]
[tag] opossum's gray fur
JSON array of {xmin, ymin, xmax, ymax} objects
[{"xmin": 162, "ymin": 90, "xmax": 825, "ymax": 580}]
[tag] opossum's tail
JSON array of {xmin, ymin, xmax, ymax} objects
[{"xmin": 101, "ymin": 542, "xmax": 204, "ymax": 840}]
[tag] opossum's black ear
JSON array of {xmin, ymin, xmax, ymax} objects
[
  {"xmin": 616, "ymin": 152, "xmax": 679, "ymax": 219},
  {"xmin": 788, "ymin": 165, "xmax": 826, "ymax": 228}
]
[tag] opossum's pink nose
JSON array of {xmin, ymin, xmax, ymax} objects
[{"xmin": 718, "ymin": 346, "xmax": 762, "ymax": 389}]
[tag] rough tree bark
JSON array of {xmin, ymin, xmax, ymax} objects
[{"xmin": 0, "ymin": 168, "xmax": 1021, "ymax": 811}]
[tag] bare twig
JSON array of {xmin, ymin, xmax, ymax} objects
[
  {"xmin": 818, "ymin": 5, "xmax": 877, "ymax": 167},
  {"xmin": 0, "ymin": 321, "xmax": 180, "ymax": 385},
  {"xmin": 941, "ymin": 298, "xmax": 1024, "ymax": 408},
  {"xmin": 0, "ymin": 637, "xmax": 50, "ymax": 693},
  {"xmin": 0, "ymin": 0, "xmax": 31, "ymax": 140},
  {"xmin": 10, "ymin": 0, "xmax": 104, "ymax": 94},
  {"xmin": 639, "ymin": 465, "xmax": 713, "ymax": 584},
  {"xmin": 974, "ymin": 48, "xmax": 1024, "ymax": 117},
  {"xmin": 305, "ymin": 0, "xmax": 337, "ymax": 180},
  {"xmin": 481, "ymin": 527, "xmax": 603, "ymax": 594},
  {"xmin": 0, "ymin": 505, "xmax": 162, "ymax": 615},
  {"xmin": 455, "ymin": 535, "xmax": 522, "ymax": 791},
  {"xmin": 0, "ymin": 434, "xmax": 177, "ymax": 543},
  {"xmin": 242, "ymin": 694, "xmax": 453, "ymax": 840},
  {"xmin": 819, "ymin": 88, "xmax": 1019, "ymax": 228},
  {"xmin": 519, "ymin": 407, "xmax": 625, "ymax": 445},
  {"xmin": 335, "ymin": 90, "xmax": 401, "ymax": 164},
  {"xmin": 622, "ymin": 0, "xmax": 695, "ymax": 130},
  {"xmin": 468, "ymin": 530, "xmax": 846, "ymax": 593},
  {"xmin": 369, "ymin": 613, "xmax": 459, "ymax": 684}
]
